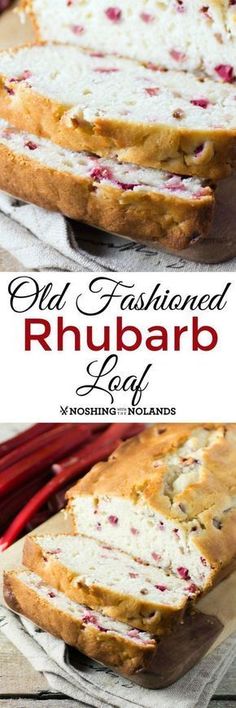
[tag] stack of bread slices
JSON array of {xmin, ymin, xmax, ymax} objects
[
  {"xmin": 4, "ymin": 423, "xmax": 236, "ymax": 675},
  {"xmin": 0, "ymin": 0, "xmax": 235, "ymax": 251}
]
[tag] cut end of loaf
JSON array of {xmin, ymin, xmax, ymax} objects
[
  {"xmin": 4, "ymin": 568, "xmax": 158, "ymax": 674},
  {"xmin": 0, "ymin": 119, "xmax": 212, "ymax": 201},
  {"xmin": 21, "ymin": 0, "xmax": 236, "ymax": 83},
  {"xmin": 22, "ymin": 533, "xmax": 194, "ymax": 633},
  {"xmin": 0, "ymin": 118, "xmax": 214, "ymax": 249},
  {"xmin": 0, "ymin": 43, "xmax": 234, "ymax": 180}
]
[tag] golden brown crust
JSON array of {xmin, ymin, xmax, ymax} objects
[
  {"xmin": 22, "ymin": 535, "xmax": 187, "ymax": 634},
  {"xmin": 0, "ymin": 44, "xmax": 235, "ymax": 180},
  {"xmin": 67, "ymin": 424, "xmax": 236, "ymax": 587},
  {"xmin": 0, "ymin": 138, "xmax": 214, "ymax": 249},
  {"xmin": 4, "ymin": 570, "xmax": 158, "ymax": 674}
]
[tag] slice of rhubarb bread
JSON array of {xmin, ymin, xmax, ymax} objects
[
  {"xmin": 4, "ymin": 569, "xmax": 158, "ymax": 674},
  {"xmin": 22, "ymin": 533, "xmax": 195, "ymax": 633},
  {"xmin": 0, "ymin": 119, "xmax": 214, "ymax": 250},
  {"xmin": 22, "ymin": 0, "xmax": 236, "ymax": 83},
  {"xmin": 0, "ymin": 44, "xmax": 235, "ymax": 178},
  {"xmin": 67, "ymin": 424, "xmax": 236, "ymax": 593}
]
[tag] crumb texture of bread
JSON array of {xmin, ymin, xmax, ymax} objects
[
  {"xmin": 23, "ymin": 0, "xmax": 236, "ymax": 83},
  {"xmin": 68, "ymin": 424, "xmax": 236, "ymax": 591},
  {"xmin": 0, "ymin": 119, "xmax": 214, "ymax": 249},
  {"xmin": 22, "ymin": 533, "xmax": 196, "ymax": 633},
  {"xmin": 4, "ymin": 569, "xmax": 158, "ymax": 674},
  {"xmin": 0, "ymin": 44, "xmax": 235, "ymax": 178}
]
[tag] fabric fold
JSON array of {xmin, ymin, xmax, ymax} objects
[{"xmin": 1, "ymin": 605, "xmax": 235, "ymax": 708}]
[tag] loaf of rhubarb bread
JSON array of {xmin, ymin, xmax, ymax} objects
[
  {"xmin": 0, "ymin": 120, "xmax": 214, "ymax": 250},
  {"xmin": 67, "ymin": 424, "xmax": 236, "ymax": 593},
  {"xmin": 4, "ymin": 569, "xmax": 158, "ymax": 674},
  {"xmin": 0, "ymin": 44, "xmax": 235, "ymax": 178},
  {"xmin": 21, "ymin": 0, "xmax": 236, "ymax": 83},
  {"xmin": 22, "ymin": 533, "xmax": 195, "ymax": 633}
]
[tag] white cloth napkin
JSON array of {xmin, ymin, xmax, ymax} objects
[
  {"xmin": 1, "ymin": 176, "xmax": 236, "ymax": 271},
  {"xmin": 0, "ymin": 605, "xmax": 235, "ymax": 708}
]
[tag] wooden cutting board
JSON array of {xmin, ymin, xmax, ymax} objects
[
  {"xmin": 0, "ymin": 3, "xmax": 33, "ymax": 48},
  {"xmin": 0, "ymin": 510, "xmax": 236, "ymax": 688}
]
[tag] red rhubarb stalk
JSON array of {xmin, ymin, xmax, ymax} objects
[
  {"xmin": 0, "ymin": 424, "xmax": 144, "ymax": 550},
  {"xmin": 0, "ymin": 423, "xmax": 57, "ymax": 459},
  {"xmin": 0, "ymin": 424, "xmax": 101, "ymax": 499},
  {"xmin": 0, "ymin": 423, "xmax": 78, "ymax": 473},
  {"xmin": 52, "ymin": 423, "xmax": 143, "ymax": 474}
]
